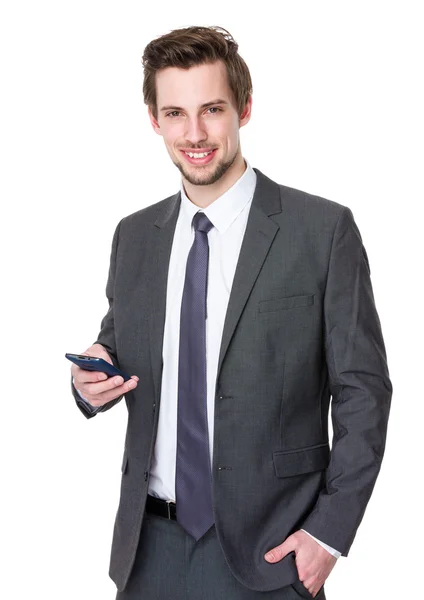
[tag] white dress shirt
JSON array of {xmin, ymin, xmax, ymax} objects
[{"xmin": 75, "ymin": 158, "xmax": 341, "ymax": 559}]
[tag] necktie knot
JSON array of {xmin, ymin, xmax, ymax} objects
[{"xmin": 192, "ymin": 211, "xmax": 213, "ymax": 234}]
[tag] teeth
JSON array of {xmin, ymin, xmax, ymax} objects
[{"xmin": 185, "ymin": 150, "xmax": 213, "ymax": 158}]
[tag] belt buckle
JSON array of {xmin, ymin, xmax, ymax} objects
[{"xmin": 166, "ymin": 499, "xmax": 174, "ymax": 519}]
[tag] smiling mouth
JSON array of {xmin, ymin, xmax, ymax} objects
[{"xmin": 180, "ymin": 148, "xmax": 218, "ymax": 164}]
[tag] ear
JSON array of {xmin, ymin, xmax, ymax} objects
[
  {"xmin": 148, "ymin": 106, "xmax": 162, "ymax": 136},
  {"xmin": 239, "ymin": 95, "xmax": 253, "ymax": 128}
]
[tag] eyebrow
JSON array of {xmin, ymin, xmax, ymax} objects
[{"xmin": 159, "ymin": 99, "xmax": 229, "ymax": 112}]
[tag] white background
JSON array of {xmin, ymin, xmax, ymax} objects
[{"xmin": 1, "ymin": 1, "xmax": 422, "ymax": 598}]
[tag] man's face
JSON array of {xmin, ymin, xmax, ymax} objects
[{"xmin": 149, "ymin": 60, "xmax": 251, "ymax": 186}]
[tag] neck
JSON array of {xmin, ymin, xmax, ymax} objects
[{"xmin": 182, "ymin": 152, "xmax": 246, "ymax": 209}]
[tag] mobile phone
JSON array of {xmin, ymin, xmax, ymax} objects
[{"xmin": 65, "ymin": 353, "xmax": 131, "ymax": 382}]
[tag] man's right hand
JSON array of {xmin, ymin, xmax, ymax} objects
[{"xmin": 71, "ymin": 343, "xmax": 139, "ymax": 408}]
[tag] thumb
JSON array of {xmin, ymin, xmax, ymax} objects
[
  {"xmin": 264, "ymin": 535, "xmax": 297, "ymax": 563},
  {"xmin": 84, "ymin": 344, "xmax": 113, "ymax": 364}
]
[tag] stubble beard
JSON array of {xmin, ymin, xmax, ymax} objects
[{"xmin": 172, "ymin": 146, "xmax": 239, "ymax": 186}]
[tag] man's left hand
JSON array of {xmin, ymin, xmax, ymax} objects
[{"xmin": 264, "ymin": 530, "xmax": 337, "ymax": 598}]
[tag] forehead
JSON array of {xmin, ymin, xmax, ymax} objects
[{"xmin": 156, "ymin": 60, "xmax": 232, "ymax": 108}]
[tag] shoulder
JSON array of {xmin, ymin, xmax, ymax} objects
[
  {"xmin": 254, "ymin": 168, "xmax": 350, "ymax": 226},
  {"xmin": 278, "ymin": 182, "xmax": 348, "ymax": 220},
  {"xmin": 272, "ymin": 179, "xmax": 352, "ymax": 239},
  {"xmin": 258, "ymin": 170, "xmax": 354, "ymax": 243},
  {"xmin": 117, "ymin": 192, "xmax": 178, "ymax": 235}
]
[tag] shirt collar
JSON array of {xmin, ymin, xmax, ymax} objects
[{"xmin": 179, "ymin": 158, "xmax": 257, "ymax": 234}]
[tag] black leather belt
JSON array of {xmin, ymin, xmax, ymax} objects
[{"xmin": 146, "ymin": 494, "xmax": 177, "ymax": 520}]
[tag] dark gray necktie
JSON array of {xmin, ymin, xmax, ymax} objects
[{"xmin": 176, "ymin": 211, "xmax": 215, "ymax": 540}]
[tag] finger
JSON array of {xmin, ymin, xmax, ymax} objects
[
  {"xmin": 74, "ymin": 369, "xmax": 109, "ymax": 385},
  {"xmin": 264, "ymin": 538, "xmax": 296, "ymax": 562},
  {"xmin": 88, "ymin": 344, "xmax": 115, "ymax": 365},
  {"xmin": 82, "ymin": 346, "xmax": 113, "ymax": 365},
  {"xmin": 82, "ymin": 375, "xmax": 125, "ymax": 396},
  {"xmin": 87, "ymin": 377, "xmax": 138, "ymax": 406},
  {"xmin": 82, "ymin": 374, "xmax": 139, "ymax": 398},
  {"xmin": 78, "ymin": 372, "xmax": 138, "ymax": 395},
  {"xmin": 301, "ymin": 578, "xmax": 317, "ymax": 598}
]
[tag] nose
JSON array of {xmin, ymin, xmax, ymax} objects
[{"xmin": 184, "ymin": 116, "xmax": 208, "ymax": 145}]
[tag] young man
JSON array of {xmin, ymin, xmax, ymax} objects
[{"xmin": 71, "ymin": 25, "xmax": 392, "ymax": 599}]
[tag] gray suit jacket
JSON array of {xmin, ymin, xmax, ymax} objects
[{"xmin": 71, "ymin": 167, "xmax": 392, "ymax": 593}]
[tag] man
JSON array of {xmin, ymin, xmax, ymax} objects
[{"xmin": 70, "ymin": 25, "xmax": 392, "ymax": 599}]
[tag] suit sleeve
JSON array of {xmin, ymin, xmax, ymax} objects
[
  {"xmin": 300, "ymin": 207, "xmax": 393, "ymax": 556},
  {"xmin": 300, "ymin": 529, "xmax": 341, "ymax": 558},
  {"xmin": 71, "ymin": 218, "xmax": 125, "ymax": 419}
]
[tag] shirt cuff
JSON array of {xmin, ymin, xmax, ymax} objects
[{"xmin": 301, "ymin": 529, "xmax": 342, "ymax": 558}]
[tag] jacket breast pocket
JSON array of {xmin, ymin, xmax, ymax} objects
[
  {"xmin": 273, "ymin": 442, "xmax": 330, "ymax": 478},
  {"xmin": 258, "ymin": 294, "xmax": 314, "ymax": 314}
]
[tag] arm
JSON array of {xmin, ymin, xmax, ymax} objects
[
  {"xmin": 301, "ymin": 207, "xmax": 393, "ymax": 556},
  {"xmin": 71, "ymin": 219, "xmax": 125, "ymax": 418}
]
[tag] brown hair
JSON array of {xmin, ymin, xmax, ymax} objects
[{"xmin": 142, "ymin": 25, "xmax": 253, "ymax": 121}]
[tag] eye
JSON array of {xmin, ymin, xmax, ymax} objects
[{"xmin": 165, "ymin": 107, "xmax": 222, "ymax": 118}]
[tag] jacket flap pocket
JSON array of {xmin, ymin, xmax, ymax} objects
[
  {"xmin": 273, "ymin": 443, "xmax": 330, "ymax": 478},
  {"xmin": 121, "ymin": 449, "xmax": 128, "ymax": 474},
  {"xmin": 259, "ymin": 294, "xmax": 314, "ymax": 313}
]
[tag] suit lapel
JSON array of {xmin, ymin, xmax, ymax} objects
[
  {"xmin": 148, "ymin": 168, "xmax": 282, "ymax": 403},
  {"xmin": 215, "ymin": 169, "xmax": 281, "ymax": 382},
  {"xmin": 148, "ymin": 192, "xmax": 181, "ymax": 403}
]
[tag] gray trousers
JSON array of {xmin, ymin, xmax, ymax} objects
[{"xmin": 115, "ymin": 512, "xmax": 326, "ymax": 600}]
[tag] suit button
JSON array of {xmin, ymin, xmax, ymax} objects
[
  {"xmin": 152, "ymin": 403, "xmax": 156, "ymax": 412},
  {"xmin": 144, "ymin": 470, "xmax": 148, "ymax": 481}
]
